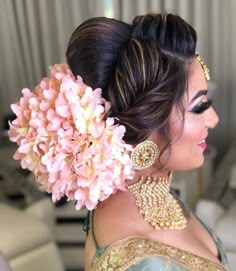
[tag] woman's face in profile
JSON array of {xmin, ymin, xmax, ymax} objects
[{"xmin": 162, "ymin": 59, "xmax": 219, "ymax": 172}]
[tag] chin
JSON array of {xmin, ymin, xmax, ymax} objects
[
  {"xmin": 175, "ymin": 158, "xmax": 205, "ymax": 171},
  {"xmin": 190, "ymin": 158, "xmax": 205, "ymax": 170},
  {"xmin": 187, "ymin": 150, "xmax": 206, "ymax": 169},
  {"xmin": 162, "ymin": 152, "xmax": 205, "ymax": 171}
]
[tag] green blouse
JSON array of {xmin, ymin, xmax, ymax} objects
[{"xmin": 85, "ymin": 211, "xmax": 228, "ymax": 271}]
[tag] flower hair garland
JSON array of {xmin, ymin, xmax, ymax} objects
[{"xmin": 9, "ymin": 64, "xmax": 135, "ymax": 210}]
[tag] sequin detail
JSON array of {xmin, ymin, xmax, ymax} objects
[{"xmin": 91, "ymin": 237, "xmax": 228, "ymax": 271}]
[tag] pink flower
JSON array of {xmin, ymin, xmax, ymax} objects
[{"xmin": 9, "ymin": 64, "xmax": 135, "ymax": 210}]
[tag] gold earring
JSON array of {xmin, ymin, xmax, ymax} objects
[{"xmin": 131, "ymin": 141, "xmax": 158, "ymax": 170}]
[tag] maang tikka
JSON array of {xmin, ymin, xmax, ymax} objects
[
  {"xmin": 127, "ymin": 173, "xmax": 188, "ymax": 230},
  {"xmin": 196, "ymin": 53, "xmax": 210, "ymax": 81}
]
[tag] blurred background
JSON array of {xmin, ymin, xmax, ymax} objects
[{"xmin": 0, "ymin": 0, "xmax": 236, "ymax": 271}]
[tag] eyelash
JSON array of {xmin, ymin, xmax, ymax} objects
[{"xmin": 191, "ymin": 99, "xmax": 212, "ymax": 114}]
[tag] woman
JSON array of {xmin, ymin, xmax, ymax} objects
[
  {"xmin": 66, "ymin": 13, "xmax": 226, "ymax": 270},
  {"xmin": 9, "ymin": 13, "xmax": 227, "ymax": 270}
]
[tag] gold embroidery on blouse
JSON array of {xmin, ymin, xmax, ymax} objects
[{"xmin": 91, "ymin": 237, "xmax": 227, "ymax": 271}]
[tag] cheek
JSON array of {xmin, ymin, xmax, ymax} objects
[
  {"xmin": 173, "ymin": 116, "xmax": 203, "ymax": 149},
  {"xmin": 182, "ymin": 120, "xmax": 201, "ymax": 142},
  {"xmin": 161, "ymin": 116, "xmax": 205, "ymax": 170}
]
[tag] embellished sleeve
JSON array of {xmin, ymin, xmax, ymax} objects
[{"xmin": 91, "ymin": 237, "xmax": 228, "ymax": 271}]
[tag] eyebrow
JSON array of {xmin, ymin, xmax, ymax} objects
[{"xmin": 190, "ymin": 89, "xmax": 208, "ymax": 104}]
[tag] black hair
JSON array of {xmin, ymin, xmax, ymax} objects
[{"xmin": 66, "ymin": 13, "xmax": 197, "ymax": 166}]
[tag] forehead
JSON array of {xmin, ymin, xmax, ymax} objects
[{"xmin": 188, "ymin": 59, "xmax": 207, "ymax": 99}]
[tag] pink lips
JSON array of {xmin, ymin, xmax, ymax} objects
[
  {"xmin": 198, "ymin": 135, "xmax": 208, "ymax": 150},
  {"xmin": 198, "ymin": 141, "xmax": 207, "ymax": 149}
]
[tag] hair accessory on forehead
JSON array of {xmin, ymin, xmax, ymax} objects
[
  {"xmin": 8, "ymin": 63, "xmax": 135, "ymax": 211},
  {"xmin": 196, "ymin": 53, "xmax": 210, "ymax": 81}
]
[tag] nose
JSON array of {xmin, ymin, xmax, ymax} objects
[{"xmin": 205, "ymin": 107, "xmax": 219, "ymax": 129}]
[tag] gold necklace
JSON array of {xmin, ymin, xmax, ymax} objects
[{"xmin": 127, "ymin": 173, "xmax": 188, "ymax": 230}]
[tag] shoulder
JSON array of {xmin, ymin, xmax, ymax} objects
[{"xmin": 93, "ymin": 192, "xmax": 147, "ymax": 246}]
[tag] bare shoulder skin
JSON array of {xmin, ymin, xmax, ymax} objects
[{"xmin": 84, "ymin": 190, "xmax": 220, "ymax": 270}]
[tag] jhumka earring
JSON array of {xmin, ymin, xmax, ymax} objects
[
  {"xmin": 131, "ymin": 141, "xmax": 158, "ymax": 170},
  {"xmin": 127, "ymin": 173, "xmax": 188, "ymax": 230}
]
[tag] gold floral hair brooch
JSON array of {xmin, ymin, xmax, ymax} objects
[{"xmin": 196, "ymin": 53, "xmax": 210, "ymax": 81}]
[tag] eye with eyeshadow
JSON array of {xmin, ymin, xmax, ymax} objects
[{"xmin": 190, "ymin": 99, "xmax": 212, "ymax": 114}]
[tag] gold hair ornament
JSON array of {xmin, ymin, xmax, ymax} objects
[
  {"xmin": 196, "ymin": 53, "xmax": 210, "ymax": 80},
  {"xmin": 127, "ymin": 173, "xmax": 188, "ymax": 230},
  {"xmin": 131, "ymin": 141, "xmax": 158, "ymax": 170}
]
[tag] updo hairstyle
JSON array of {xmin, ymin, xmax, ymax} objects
[{"xmin": 66, "ymin": 13, "xmax": 197, "ymax": 162}]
